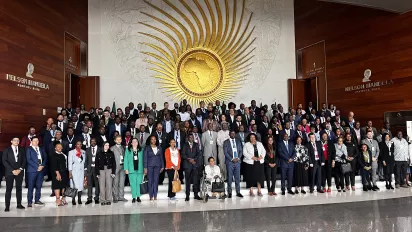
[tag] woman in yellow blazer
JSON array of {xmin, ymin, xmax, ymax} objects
[{"xmin": 124, "ymin": 138, "xmax": 144, "ymax": 203}]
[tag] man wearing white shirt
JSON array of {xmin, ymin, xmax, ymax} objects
[
  {"xmin": 26, "ymin": 137, "xmax": 46, "ymax": 207},
  {"xmin": 224, "ymin": 130, "xmax": 243, "ymax": 198},
  {"xmin": 80, "ymin": 126, "xmax": 91, "ymax": 150},
  {"xmin": 391, "ymin": 131, "xmax": 410, "ymax": 188},
  {"xmin": 217, "ymin": 123, "xmax": 230, "ymax": 181},
  {"xmin": 85, "ymin": 138, "xmax": 101, "ymax": 204}
]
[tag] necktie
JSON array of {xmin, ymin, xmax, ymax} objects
[
  {"xmin": 15, "ymin": 147, "xmax": 18, "ymax": 154},
  {"xmin": 140, "ymin": 133, "xmax": 144, "ymax": 145},
  {"xmin": 232, "ymin": 139, "xmax": 237, "ymax": 158},
  {"xmin": 35, "ymin": 147, "xmax": 39, "ymax": 154},
  {"xmin": 210, "ymin": 131, "xmax": 212, "ymax": 138},
  {"xmin": 285, "ymin": 141, "xmax": 288, "ymax": 152},
  {"xmin": 92, "ymin": 147, "xmax": 95, "ymax": 155},
  {"xmin": 313, "ymin": 143, "xmax": 319, "ymax": 159}
]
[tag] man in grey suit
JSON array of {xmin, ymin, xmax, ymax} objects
[
  {"xmin": 84, "ymin": 138, "xmax": 101, "ymax": 205},
  {"xmin": 110, "ymin": 135, "xmax": 127, "ymax": 202},
  {"xmin": 361, "ymin": 131, "xmax": 380, "ymax": 190},
  {"xmin": 235, "ymin": 124, "xmax": 249, "ymax": 146},
  {"xmin": 361, "ymin": 120, "xmax": 378, "ymax": 140},
  {"xmin": 201, "ymin": 123, "xmax": 218, "ymax": 165},
  {"xmin": 137, "ymin": 125, "xmax": 150, "ymax": 148},
  {"xmin": 224, "ymin": 130, "xmax": 244, "ymax": 198}
]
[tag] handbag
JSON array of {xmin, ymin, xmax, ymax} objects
[
  {"xmin": 211, "ymin": 176, "xmax": 225, "ymax": 193},
  {"xmin": 64, "ymin": 179, "xmax": 78, "ymax": 198},
  {"xmin": 140, "ymin": 175, "xmax": 149, "ymax": 195},
  {"xmin": 172, "ymin": 170, "xmax": 182, "ymax": 193},
  {"xmin": 341, "ymin": 162, "xmax": 352, "ymax": 174}
]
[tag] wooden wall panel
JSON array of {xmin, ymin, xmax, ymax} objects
[
  {"xmin": 295, "ymin": 0, "xmax": 412, "ymax": 128},
  {"xmin": 0, "ymin": 0, "xmax": 88, "ymax": 149}
]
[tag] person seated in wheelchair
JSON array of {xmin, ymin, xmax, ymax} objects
[{"xmin": 205, "ymin": 157, "xmax": 225, "ymax": 199}]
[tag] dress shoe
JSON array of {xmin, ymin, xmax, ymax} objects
[
  {"xmin": 85, "ymin": 200, "xmax": 93, "ymax": 205},
  {"xmin": 34, "ymin": 201, "xmax": 44, "ymax": 205},
  {"xmin": 337, "ymin": 189, "xmax": 341, "ymax": 192},
  {"xmin": 287, "ymin": 190, "xmax": 295, "ymax": 195},
  {"xmin": 132, "ymin": 198, "xmax": 136, "ymax": 203},
  {"xmin": 17, "ymin": 205, "xmax": 25, "ymax": 209},
  {"xmin": 101, "ymin": 202, "xmax": 105, "ymax": 206},
  {"xmin": 385, "ymin": 184, "xmax": 390, "ymax": 190},
  {"xmin": 95, "ymin": 200, "xmax": 100, "ymax": 204},
  {"xmin": 395, "ymin": 184, "xmax": 400, "ymax": 188},
  {"xmin": 4, "ymin": 208, "xmax": 10, "ymax": 212},
  {"xmin": 301, "ymin": 190, "xmax": 307, "ymax": 194},
  {"xmin": 236, "ymin": 193, "xmax": 244, "ymax": 198},
  {"xmin": 268, "ymin": 192, "xmax": 273, "ymax": 196},
  {"xmin": 342, "ymin": 189, "xmax": 346, "ymax": 192},
  {"xmin": 373, "ymin": 185, "xmax": 380, "ymax": 191},
  {"xmin": 27, "ymin": 204, "xmax": 32, "ymax": 208},
  {"xmin": 281, "ymin": 191, "xmax": 285, "ymax": 195},
  {"xmin": 194, "ymin": 195, "xmax": 202, "ymax": 200},
  {"xmin": 185, "ymin": 197, "xmax": 189, "ymax": 201},
  {"xmin": 136, "ymin": 198, "xmax": 141, "ymax": 203},
  {"xmin": 317, "ymin": 189, "xmax": 324, "ymax": 193},
  {"xmin": 363, "ymin": 186, "xmax": 368, "ymax": 191},
  {"xmin": 294, "ymin": 189, "xmax": 299, "ymax": 194},
  {"xmin": 113, "ymin": 199, "xmax": 118, "ymax": 203},
  {"xmin": 228, "ymin": 193, "xmax": 232, "ymax": 198},
  {"xmin": 367, "ymin": 185, "xmax": 372, "ymax": 190},
  {"xmin": 106, "ymin": 202, "xmax": 111, "ymax": 205},
  {"xmin": 310, "ymin": 190, "xmax": 314, "ymax": 194},
  {"xmin": 389, "ymin": 185, "xmax": 394, "ymax": 190},
  {"xmin": 120, "ymin": 198, "xmax": 128, "ymax": 202}
]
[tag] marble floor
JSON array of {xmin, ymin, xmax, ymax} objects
[{"xmin": 2, "ymin": 196, "xmax": 412, "ymax": 232}]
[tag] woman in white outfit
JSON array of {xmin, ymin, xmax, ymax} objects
[
  {"xmin": 205, "ymin": 157, "xmax": 223, "ymax": 199},
  {"xmin": 68, "ymin": 141, "xmax": 86, "ymax": 205}
]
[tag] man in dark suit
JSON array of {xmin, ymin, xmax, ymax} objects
[
  {"xmin": 109, "ymin": 116, "xmax": 127, "ymax": 140},
  {"xmin": 63, "ymin": 127, "xmax": 78, "ymax": 150},
  {"xmin": 145, "ymin": 118, "xmax": 155, "ymax": 135},
  {"xmin": 20, "ymin": 127, "xmax": 41, "ymax": 148},
  {"xmin": 170, "ymin": 103, "xmax": 180, "ymax": 120},
  {"xmin": 71, "ymin": 115, "xmax": 83, "ymax": 136},
  {"xmin": 181, "ymin": 134, "xmax": 202, "ymax": 201},
  {"xmin": 242, "ymin": 107, "xmax": 254, "ymax": 131},
  {"xmin": 84, "ymin": 138, "xmax": 101, "ymax": 205},
  {"xmin": 188, "ymin": 113, "xmax": 201, "ymax": 129},
  {"xmin": 152, "ymin": 123, "xmax": 169, "ymax": 185},
  {"xmin": 25, "ymin": 136, "xmax": 47, "ymax": 207},
  {"xmin": 2, "ymin": 136, "xmax": 26, "ymax": 212},
  {"xmin": 56, "ymin": 114, "xmax": 68, "ymax": 135},
  {"xmin": 128, "ymin": 102, "xmax": 139, "ymax": 119},
  {"xmin": 149, "ymin": 102, "xmax": 160, "ymax": 123},
  {"xmin": 307, "ymin": 133, "xmax": 325, "ymax": 193},
  {"xmin": 250, "ymin": 100, "xmax": 260, "ymax": 116},
  {"xmin": 95, "ymin": 126, "xmax": 108, "ymax": 147},
  {"xmin": 277, "ymin": 133, "xmax": 296, "ymax": 195},
  {"xmin": 227, "ymin": 109, "xmax": 237, "ymax": 130},
  {"xmin": 233, "ymin": 115, "xmax": 243, "ymax": 133},
  {"xmin": 224, "ymin": 130, "xmax": 243, "ymax": 198},
  {"xmin": 361, "ymin": 120, "xmax": 379, "ymax": 140},
  {"xmin": 213, "ymin": 100, "xmax": 225, "ymax": 116},
  {"xmin": 295, "ymin": 124, "xmax": 307, "ymax": 144},
  {"xmin": 279, "ymin": 122, "xmax": 295, "ymax": 143}
]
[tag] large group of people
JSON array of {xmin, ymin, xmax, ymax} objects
[{"xmin": 2, "ymin": 99, "xmax": 412, "ymax": 212}]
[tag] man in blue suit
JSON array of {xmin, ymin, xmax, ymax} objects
[
  {"xmin": 278, "ymin": 133, "xmax": 296, "ymax": 195},
  {"xmin": 224, "ymin": 130, "xmax": 244, "ymax": 198},
  {"xmin": 26, "ymin": 137, "xmax": 47, "ymax": 207},
  {"xmin": 109, "ymin": 116, "xmax": 127, "ymax": 141},
  {"xmin": 320, "ymin": 124, "xmax": 337, "ymax": 143}
]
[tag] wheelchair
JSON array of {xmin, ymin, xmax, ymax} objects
[{"xmin": 199, "ymin": 169, "xmax": 226, "ymax": 203}]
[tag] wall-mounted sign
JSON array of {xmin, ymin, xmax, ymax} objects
[
  {"xmin": 4, "ymin": 63, "xmax": 50, "ymax": 91},
  {"xmin": 345, "ymin": 69, "xmax": 393, "ymax": 93},
  {"xmin": 305, "ymin": 62, "xmax": 325, "ymax": 77}
]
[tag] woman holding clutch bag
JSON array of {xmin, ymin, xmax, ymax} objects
[
  {"xmin": 165, "ymin": 139, "xmax": 181, "ymax": 201},
  {"xmin": 68, "ymin": 141, "xmax": 86, "ymax": 205},
  {"xmin": 124, "ymin": 138, "xmax": 144, "ymax": 203}
]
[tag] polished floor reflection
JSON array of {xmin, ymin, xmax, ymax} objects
[{"xmin": 2, "ymin": 197, "xmax": 412, "ymax": 232}]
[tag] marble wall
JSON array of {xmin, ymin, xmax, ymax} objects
[{"xmin": 89, "ymin": 0, "xmax": 295, "ymax": 108}]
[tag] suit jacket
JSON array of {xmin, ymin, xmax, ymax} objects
[
  {"xmin": 181, "ymin": 142, "xmax": 201, "ymax": 169},
  {"xmin": 258, "ymin": 123, "xmax": 269, "ymax": 136},
  {"xmin": 361, "ymin": 138, "xmax": 380, "ymax": 159},
  {"xmin": 188, "ymin": 118, "xmax": 201, "ymax": 129},
  {"xmin": 143, "ymin": 146, "xmax": 164, "ymax": 168},
  {"xmin": 279, "ymin": 129, "xmax": 295, "ymax": 143},
  {"xmin": 235, "ymin": 132, "xmax": 249, "ymax": 145},
  {"xmin": 136, "ymin": 132, "xmax": 150, "ymax": 148},
  {"xmin": 48, "ymin": 139, "xmax": 69, "ymax": 157},
  {"xmin": 277, "ymin": 140, "xmax": 296, "ymax": 168},
  {"xmin": 306, "ymin": 141, "xmax": 325, "ymax": 165},
  {"xmin": 26, "ymin": 146, "xmax": 47, "ymax": 173},
  {"xmin": 124, "ymin": 149, "xmax": 144, "ymax": 174},
  {"xmin": 241, "ymin": 114, "xmax": 254, "ymax": 130},
  {"xmin": 201, "ymin": 119, "xmax": 219, "ymax": 132},
  {"xmin": 223, "ymin": 138, "xmax": 243, "ymax": 164},
  {"xmin": 110, "ymin": 145, "xmax": 125, "ymax": 170},
  {"xmin": 95, "ymin": 134, "xmax": 109, "ymax": 147},
  {"xmin": 170, "ymin": 109, "xmax": 180, "ymax": 120},
  {"xmin": 320, "ymin": 130, "xmax": 337, "ymax": 143},
  {"xmin": 379, "ymin": 141, "xmax": 395, "ymax": 164},
  {"xmin": 295, "ymin": 130, "xmax": 307, "ymax": 144},
  {"xmin": 2, "ymin": 146, "xmax": 26, "ymax": 175},
  {"xmin": 57, "ymin": 121, "xmax": 68, "ymax": 135},
  {"xmin": 84, "ymin": 146, "xmax": 102, "ymax": 172},
  {"xmin": 361, "ymin": 127, "xmax": 378, "ymax": 140},
  {"xmin": 145, "ymin": 125, "xmax": 155, "ymax": 135},
  {"xmin": 152, "ymin": 130, "xmax": 168, "ymax": 150},
  {"xmin": 149, "ymin": 109, "xmax": 160, "ymax": 122},
  {"xmin": 232, "ymin": 121, "xmax": 243, "ymax": 133},
  {"xmin": 168, "ymin": 129, "xmax": 186, "ymax": 150},
  {"xmin": 109, "ymin": 123, "xmax": 127, "ymax": 140},
  {"xmin": 72, "ymin": 121, "xmax": 83, "ymax": 136},
  {"xmin": 201, "ymin": 130, "xmax": 218, "ymax": 158},
  {"xmin": 20, "ymin": 135, "xmax": 42, "ymax": 148}
]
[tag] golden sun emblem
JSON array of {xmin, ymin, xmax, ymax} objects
[{"xmin": 139, "ymin": 0, "xmax": 255, "ymax": 105}]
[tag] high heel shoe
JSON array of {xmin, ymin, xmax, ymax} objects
[
  {"xmin": 56, "ymin": 200, "xmax": 64, "ymax": 207},
  {"xmin": 61, "ymin": 197, "xmax": 67, "ymax": 205}
]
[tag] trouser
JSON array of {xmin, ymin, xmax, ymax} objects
[
  {"xmin": 178, "ymin": 169, "xmax": 184, "ymax": 183},
  {"xmin": 378, "ymin": 160, "xmax": 384, "ymax": 180},
  {"xmin": 159, "ymin": 153, "xmax": 166, "ymax": 185},
  {"xmin": 129, "ymin": 172, "xmax": 143, "ymax": 199},
  {"xmin": 112, "ymin": 166, "xmax": 125, "ymax": 200},
  {"xmin": 227, "ymin": 162, "xmax": 241, "ymax": 194},
  {"xmin": 265, "ymin": 166, "xmax": 277, "ymax": 192},
  {"xmin": 5, "ymin": 172, "xmax": 24, "ymax": 208},
  {"xmin": 185, "ymin": 168, "xmax": 199, "ymax": 197},
  {"xmin": 310, "ymin": 161, "xmax": 322, "ymax": 191},
  {"xmin": 98, "ymin": 166, "xmax": 113, "ymax": 203},
  {"xmin": 148, "ymin": 166, "xmax": 161, "ymax": 198},
  {"xmin": 218, "ymin": 146, "xmax": 226, "ymax": 181},
  {"xmin": 383, "ymin": 163, "xmax": 394, "ymax": 183},
  {"xmin": 281, "ymin": 166, "xmax": 294, "ymax": 191},
  {"xmin": 27, "ymin": 171, "xmax": 44, "ymax": 204},
  {"xmin": 334, "ymin": 162, "xmax": 344, "ymax": 189},
  {"xmin": 371, "ymin": 161, "xmax": 378, "ymax": 186},
  {"xmin": 361, "ymin": 168, "xmax": 372, "ymax": 186},
  {"xmin": 321, "ymin": 161, "xmax": 332, "ymax": 188},
  {"xmin": 348, "ymin": 160, "xmax": 357, "ymax": 187},
  {"xmin": 167, "ymin": 169, "xmax": 176, "ymax": 198},
  {"xmin": 395, "ymin": 161, "xmax": 408, "ymax": 185},
  {"xmin": 87, "ymin": 168, "xmax": 100, "ymax": 201},
  {"xmin": 343, "ymin": 173, "xmax": 351, "ymax": 187}
]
